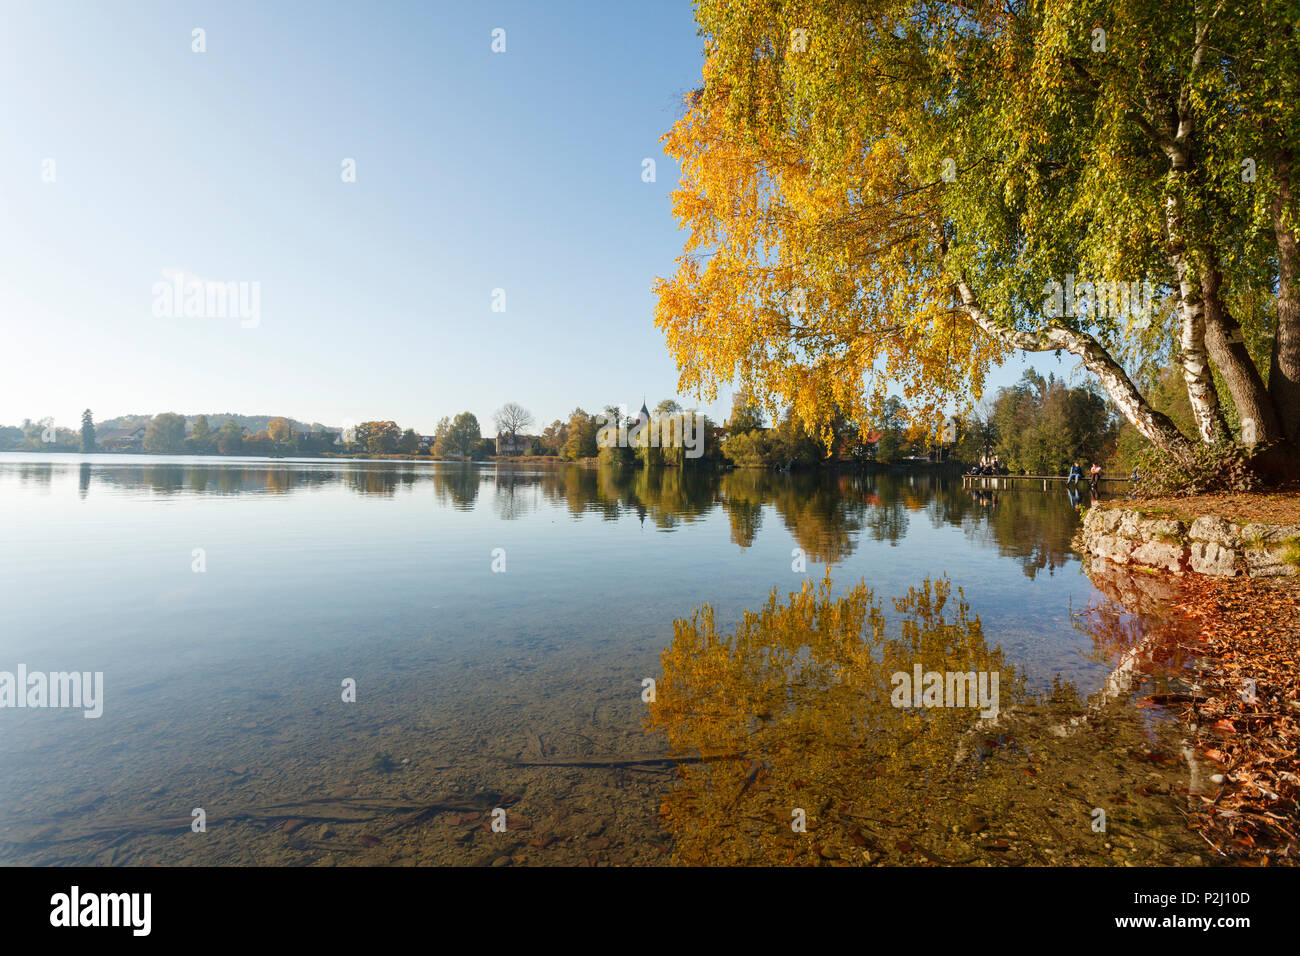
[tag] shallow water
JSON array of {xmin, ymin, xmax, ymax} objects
[{"xmin": 0, "ymin": 454, "xmax": 1214, "ymax": 865}]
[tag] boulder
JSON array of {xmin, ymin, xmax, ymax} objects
[
  {"xmin": 1117, "ymin": 510, "xmax": 1142, "ymax": 538},
  {"xmin": 1082, "ymin": 509, "xmax": 1293, "ymax": 580},
  {"xmin": 1244, "ymin": 546, "xmax": 1300, "ymax": 578},
  {"xmin": 1094, "ymin": 534, "xmax": 1135, "ymax": 564},
  {"xmin": 1130, "ymin": 539, "xmax": 1187, "ymax": 572},
  {"xmin": 1189, "ymin": 541, "xmax": 1239, "ymax": 576},
  {"xmin": 1088, "ymin": 508, "xmax": 1124, "ymax": 534},
  {"xmin": 1189, "ymin": 516, "xmax": 1234, "ymax": 545},
  {"xmin": 1144, "ymin": 518, "xmax": 1187, "ymax": 540},
  {"xmin": 1239, "ymin": 523, "xmax": 1300, "ymax": 546}
]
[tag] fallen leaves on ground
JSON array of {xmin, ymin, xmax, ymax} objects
[
  {"xmin": 1111, "ymin": 489, "xmax": 1300, "ymax": 526},
  {"xmin": 1167, "ymin": 574, "xmax": 1300, "ymax": 862}
]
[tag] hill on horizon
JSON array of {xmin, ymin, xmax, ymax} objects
[{"xmin": 95, "ymin": 413, "xmax": 332, "ymax": 435}]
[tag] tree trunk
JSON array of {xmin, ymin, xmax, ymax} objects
[
  {"xmin": 1270, "ymin": 150, "xmax": 1300, "ymax": 446},
  {"xmin": 1199, "ymin": 258, "xmax": 1283, "ymax": 444},
  {"xmin": 1165, "ymin": 178, "xmax": 1229, "ymax": 444},
  {"xmin": 953, "ymin": 278, "xmax": 1194, "ymax": 462},
  {"xmin": 1172, "ymin": 270, "xmax": 1229, "ymax": 443},
  {"xmin": 1136, "ymin": 31, "xmax": 1229, "ymax": 446}
]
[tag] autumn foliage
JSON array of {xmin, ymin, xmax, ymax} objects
[{"xmin": 654, "ymin": 1, "xmax": 1300, "ymax": 473}]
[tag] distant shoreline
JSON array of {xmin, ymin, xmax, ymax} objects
[
  {"xmin": 0, "ymin": 450, "xmax": 965, "ymax": 473},
  {"xmin": 0, "ymin": 450, "xmax": 492, "ymax": 464},
  {"xmin": 0, "ymin": 450, "xmax": 587, "ymax": 465}
]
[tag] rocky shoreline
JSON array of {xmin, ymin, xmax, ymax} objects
[{"xmin": 1078, "ymin": 506, "xmax": 1300, "ymax": 578}]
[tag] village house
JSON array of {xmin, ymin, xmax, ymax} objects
[
  {"xmin": 97, "ymin": 425, "xmax": 147, "ymax": 451},
  {"xmin": 495, "ymin": 432, "xmax": 536, "ymax": 456}
]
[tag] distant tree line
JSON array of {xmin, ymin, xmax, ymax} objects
[
  {"xmin": 3, "ymin": 383, "xmax": 1132, "ymax": 476},
  {"xmin": 0, "ymin": 402, "xmax": 713, "ymax": 465},
  {"xmin": 720, "ymin": 391, "xmax": 930, "ymax": 469},
  {"xmin": 950, "ymin": 371, "xmax": 1119, "ymax": 474}
]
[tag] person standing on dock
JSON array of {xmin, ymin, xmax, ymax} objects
[{"xmin": 1067, "ymin": 461, "xmax": 1083, "ymax": 487}]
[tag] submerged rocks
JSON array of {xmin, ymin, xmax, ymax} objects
[{"xmin": 1079, "ymin": 508, "xmax": 1299, "ymax": 579}]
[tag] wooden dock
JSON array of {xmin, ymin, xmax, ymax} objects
[{"xmin": 962, "ymin": 473, "xmax": 1130, "ymax": 491}]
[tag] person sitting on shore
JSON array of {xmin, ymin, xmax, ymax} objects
[{"xmin": 1088, "ymin": 462, "xmax": 1102, "ymax": 491}]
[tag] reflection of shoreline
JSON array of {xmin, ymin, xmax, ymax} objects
[
  {"xmin": 1, "ymin": 459, "xmax": 1085, "ymax": 573},
  {"xmin": 1075, "ymin": 562, "xmax": 1216, "ymax": 816},
  {"xmin": 970, "ymin": 560, "xmax": 1200, "ymax": 749},
  {"xmin": 1072, "ymin": 558, "xmax": 1200, "ymax": 722},
  {"xmin": 1078, "ymin": 559, "xmax": 1300, "ymax": 862}
]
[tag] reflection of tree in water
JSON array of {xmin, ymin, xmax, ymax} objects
[
  {"xmin": 22, "ymin": 459, "xmax": 536, "ymax": 500},
  {"xmin": 591, "ymin": 465, "xmax": 628, "ymax": 521},
  {"xmin": 343, "ymin": 466, "xmax": 418, "ymax": 497},
  {"xmin": 631, "ymin": 467, "xmax": 716, "ymax": 530},
  {"xmin": 263, "ymin": 467, "xmax": 297, "ymax": 495},
  {"xmin": 215, "ymin": 468, "xmax": 243, "ymax": 494},
  {"xmin": 431, "ymin": 464, "xmax": 482, "ymax": 510},
  {"xmin": 188, "ymin": 467, "xmax": 211, "ymax": 494},
  {"xmin": 719, "ymin": 470, "xmax": 916, "ymax": 556},
  {"xmin": 922, "ymin": 480, "xmax": 982, "ymax": 528},
  {"xmin": 646, "ymin": 574, "xmax": 1024, "ymax": 865},
  {"xmin": 44, "ymin": 464, "xmax": 1087, "ymax": 579},
  {"xmin": 646, "ymin": 568, "xmax": 1214, "ymax": 866},
  {"xmin": 719, "ymin": 470, "xmax": 765, "ymax": 547},
  {"xmin": 952, "ymin": 489, "xmax": 1079, "ymax": 579},
  {"xmin": 854, "ymin": 474, "xmax": 908, "ymax": 546},
  {"xmin": 536, "ymin": 464, "xmax": 718, "ymax": 529},
  {"xmin": 79, "ymin": 463, "xmax": 343, "ymax": 497},
  {"xmin": 718, "ymin": 471, "xmax": 928, "ymax": 556},
  {"xmin": 539, "ymin": 465, "xmax": 599, "ymax": 517},
  {"xmin": 491, "ymin": 467, "xmax": 542, "ymax": 520},
  {"xmin": 140, "ymin": 465, "xmax": 188, "ymax": 494},
  {"xmin": 768, "ymin": 472, "xmax": 871, "ymax": 562},
  {"xmin": 16, "ymin": 464, "xmax": 54, "ymax": 487}
]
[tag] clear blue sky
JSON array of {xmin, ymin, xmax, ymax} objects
[{"xmin": 0, "ymin": 0, "xmax": 1066, "ymax": 435}]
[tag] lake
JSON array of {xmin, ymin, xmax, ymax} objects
[{"xmin": 0, "ymin": 454, "xmax": 1212, "ymax": 866}]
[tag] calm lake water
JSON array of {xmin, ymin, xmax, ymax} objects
[{"xmin": 0, "ymin": 454, "xmax": 1212, "ymax": 866}]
